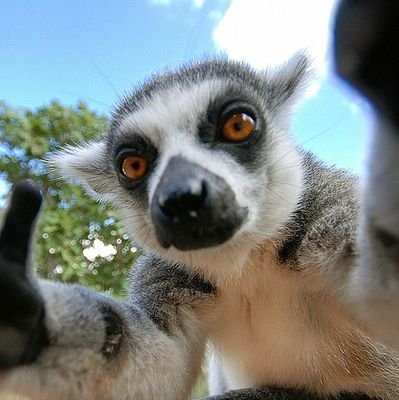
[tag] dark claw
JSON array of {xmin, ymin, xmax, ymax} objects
[
  {"xmin": 334, "ymin": 0, "xmax": 399, "ymax": 126},
  {"xmin": 0, "ymin": 181, "xmax": 48, "ymax": 366}
]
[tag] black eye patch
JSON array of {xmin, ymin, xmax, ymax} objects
[
  {"xmin": 111, "ymin": 135, "xmax": 158, "ymax": 203},
  {"xmin": 198, "ymin": 96, "xmax": 266, "ymax": 171},
  {"xmin": 114, "ymin": 135, "xmax": 158, "ymax": 170}
]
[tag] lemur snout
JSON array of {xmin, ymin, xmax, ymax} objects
[{"xmin": 151, "ymin": 156, "xmax": 248, "ymax": 250}]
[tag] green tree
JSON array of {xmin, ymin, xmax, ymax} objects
[{"xmin": 0, "ymin": 101, "xmax": 137, "ymax": 298}]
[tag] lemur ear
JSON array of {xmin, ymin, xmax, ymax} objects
[
  {"xmin": 48, "ymin": 141, "xmax": 117, "ymax": 202},
  {"xmin": 265, "ymin": 51, "xmax": 311, "ymax": 119}
]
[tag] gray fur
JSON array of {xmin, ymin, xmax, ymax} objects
[
  {"xmin": 277, "ymin": 151, "xmax": 358, "ymax": 270},
  {"xmin": 129, "ymin": 254, "xmax": 217, "ymax": 334}
]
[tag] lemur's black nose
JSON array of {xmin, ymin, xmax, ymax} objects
[
  {"xmin": 151, "ymin": 156, "xmax": 248, "ymax": 250},
  {"xmin": 158, "ymin": 177, "xmax": 207, "ymax": 220}
]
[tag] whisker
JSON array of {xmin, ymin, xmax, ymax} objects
[
  {"xmin": 142, "ymin": 226, "xmax": 152, "ymax": 248},
  {"xmin": 267, "ymin": 188, "xmax": 298, "ymax": 206},
  {"xmin": 86, "ymin": 56, "xmax": 121, "ymax": 98},
  {"xmin": 297, "ymin": 115, "xmax": 347, "ymax": 149},
  {"xmin": 183, "ymin": 5, "xmax": 209, "ymax": 60},
  {"xmin": 119, "ymin": 213, "xmax": 148, "ymax": 223},
  {"xmin": 269, "ymin": 180, "xmax": 303, "ymax": 190},
  {"xmin": 270, "ymin": 116, "xmax": 347, "ymax": 172},
  {"xmin": 118, "ymin": 218, "xmax": 147, "ymax": 227},
  {"xmin": 268, "ymin": 162, "xmax": 303, "ymax": 175},
  {"xmin": 59, "ymin": 89, "xmax": 111, "ymax": 109},
  {"xmin": 129, "ymin": 223, "xmax": 148, "ymax": 243}
]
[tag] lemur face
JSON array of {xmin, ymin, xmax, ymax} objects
[
  {"xmin": 113, "ymin": 80, "xmax": 260, "ymax": 251},
  {"xmin": 54, "ymin": 55, "xmax": 308, "ymax": 278}
]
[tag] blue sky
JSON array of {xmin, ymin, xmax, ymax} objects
[{"xmin": 1, "ymin": 0, "xmax": 372, "ymax": 175}]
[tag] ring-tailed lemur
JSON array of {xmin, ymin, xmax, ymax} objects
[{"xmin": 0, "ymin": 1, "xmax": 399, "ymax": 399}]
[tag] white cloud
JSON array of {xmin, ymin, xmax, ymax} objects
[
  {"xmin": 213, "ymin": 0, "xmax": 338, "ymax": 76},
  {"xmin": 151, "ymin": 0, "xmax": 206, "ymax": 8},
  {"xmin": 193, "ymin": 0, "xmax": 205, "ymax": 8}
]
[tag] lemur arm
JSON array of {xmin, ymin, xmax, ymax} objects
[
  {"xmin": 334, "ymin": 0, "xmax": 399, "ymax": 344},
  {"xmin": 0, "ymin": 183, "xmax": 216, "ymax": 400},
  {"xmin": 0, "ymin": 184, "xmax": 306, "ymax": 400}
]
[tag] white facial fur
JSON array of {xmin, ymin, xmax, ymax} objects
[{"xmin": 52, "ymin": 57, "xmax": 307, "ymax": 284}]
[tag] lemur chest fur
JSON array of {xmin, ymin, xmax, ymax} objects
[{"xmin": 209, "ymin": 247, "xmax": 370, "ymax": 393}]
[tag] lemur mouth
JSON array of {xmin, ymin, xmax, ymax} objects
[{"xmin": 151, "ymin": 156, "xmax": 248, "ymax": 251}]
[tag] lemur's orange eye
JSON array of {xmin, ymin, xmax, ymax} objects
[
  {"xmin": 222, "ymin": 113, "xmax": 255, "ymax": 142},
  {"xmin": 121, "ymin": 156, "xmax": 149, "ymax": 180}
]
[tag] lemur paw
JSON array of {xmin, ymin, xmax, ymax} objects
[
  {"xmin": 0, "ymin": 181, "xmax": 48, "ymax": 366},
  {"xmin": 334, "ymin": 0, "xmax": 399, "ymax": 126}
]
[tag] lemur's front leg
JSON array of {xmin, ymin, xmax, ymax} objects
[
  {"xmin": 0, "ymin": 182, "xmax": 217, "ymax": 400},
  {"xmin": 0, "ymin": 181, "xmax": 48, "ymax": 366},
  {"xmin": 334, "ymin": 0, "xmax": 399, "ymax": 343}
]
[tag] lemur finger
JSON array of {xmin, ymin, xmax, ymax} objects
[
  {"xmin": 0, "ymin": 181, "xmax": 48, "ymax": 367},
  {"xmin": 0, "ymin": 180, "xmax": 42, "ymax": 266},
  {"xmin": 334, "ymin": 0, "xmax": 399, "ymax": 125}
]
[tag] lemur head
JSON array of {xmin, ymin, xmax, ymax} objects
[{"xmin": 53, "ymin": 53, "xmax": 309, "ymax": 281}]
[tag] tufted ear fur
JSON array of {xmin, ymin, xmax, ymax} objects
[
  {"xmin": 264, "ymin": 51, "xmax": 312, "ymax": 126},
  {"xmin": 265, "ymin": 51, "xmax": 312, "ymax": 108},
  {"xmin": 48, "ymin": 141, "xmax": 117, "ymax": 202}
]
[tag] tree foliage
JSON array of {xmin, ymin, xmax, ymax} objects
[{"xmin": 0, "ymin": 101, "xmax": 138, "ymax": 298}]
